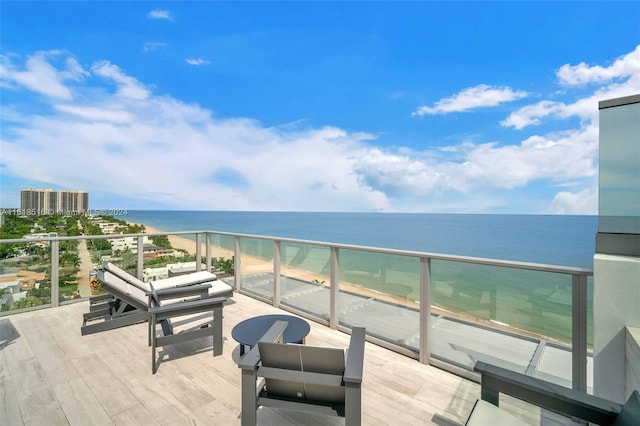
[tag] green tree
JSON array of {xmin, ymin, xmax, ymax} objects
[
  {"xmin": 150, "ymin": 235, "xmax": 171, "ymax": 248},
  {"xmin": 92, "ymin": 239, "xmax": 112, "ymax": 251}
]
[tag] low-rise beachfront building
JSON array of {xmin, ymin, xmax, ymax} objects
[
  {"xmin": 142, "ymin": 245, "xmax": 175, "ymax": 260},
  {"xmin": 22, "ymin": 232, "xmax": 58, "ymax": 248},
  {"xmin": 167, "ymin": 261, "xmax": 207, "ymax": 276},
  {"xmin": 0, "ymin": 279, "xmax": 28, "ymax": 309},
  {"xmin": 97, "ymin": 221, "xmax": 123, "ymax": 234},
  {"xmin": 110, "ymin": 235, "xmax": 151, "ymax": 253},
  {"xmin": 143, "ymin": 266, "xmax": 169, "ymax": 282}
]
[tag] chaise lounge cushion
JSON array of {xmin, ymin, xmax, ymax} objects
[
  {"xmin": 102, "ymin": 261, "xmax": 232, "ymax": 297},
  {"xmin": 151, "ymin": 270, "xmax": 217, "ymax": 289}
]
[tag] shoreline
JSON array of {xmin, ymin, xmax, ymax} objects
[
  {"xmin": 129, "ymin": 220, "xmax": 565, "ymax": 346},
  {"xmin": 133, "ymin": 222, "xmax": 235, "ymax": 259}
]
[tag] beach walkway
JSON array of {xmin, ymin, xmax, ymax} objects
[{"xmin": 76, "ymin": 239, "xmax": 93, "ymax": 298}]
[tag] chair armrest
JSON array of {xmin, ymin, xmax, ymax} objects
[
  {"xmin": 238, "ymin": 320, "xmax": 288, "ymax": 370},
  {"xmin": 344, "ymin": 327, "xmax": 366, "ymax": 384},
  {"xmin": 148, "ymin": 296, "xmax": 225, "ymax": 319},
  {"xmin": 474, "ymin": 361, "xmax": 621, "ymax": 424},
  {"xmin": 146, "ymin": 282, "xmax": 212, "ymax": 307}
]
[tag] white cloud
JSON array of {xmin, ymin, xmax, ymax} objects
[
  {"xmin": 185, "ymin": 58, "xmax": 211, "ymax": 66},
  {"xmin": 501, "ymin": 101, "xmax": 564, "ymax": 130},
  {"xmin": 412, "ymin": 84, "xmax": 528, "ymax": 116},
  {"xmin": 147, "ymin": 10, "xmax": 171, "ymax": 20},
  {"xmin": 54, "ymin": 104, "xmax": 134, "ymax": 124},
  {"xmin": 501, "ymin": 45, "xmax": 640, "ymax": 130},
  {"xmin": 0, "ymin": 50, "xmax": 86, "ymax": 100},
  {"xmin": 91, "ymin": 61, "xmax": 150, "ymax": 100},
  {"xmin": 557, "ymin": 45, "xmax": 640, "ymax": 86},
  {"xmin": 355, "ymin": 123, "xmax": 598, "ymax": 201},
  {"xmin": 143, "ymin": 42, "xmax": 167, "ymax": 53},
  {"xmin": 546, "ymin": 188, "xmax": 598, "ymax": 215}
]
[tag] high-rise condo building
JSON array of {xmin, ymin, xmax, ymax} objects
[{"xmin": 20, "ymin": 188, "xmax": 89, "ymax": 215}]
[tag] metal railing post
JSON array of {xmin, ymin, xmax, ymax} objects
[
  {"xmin": 330, "ymin": 247, "xmax": 339, "ymax": 329},
  {"xmin": 572, "ymin": 273, "xmax": 588, "ymax": 392},
  {"xmin": 205, "ymin": 232, "xmax": 212, "ymax": 273},
  {"xmin": 51, "ymin": 240, "xmax": 59, "ymax": 307},
  {"xmin": 234, "ymin": 236, "xmax": 241, "ymax": 290},
  {"xmin": 195, "ymin": 233, "xmax": 202, "ymax": 271},
  {"xmin": 274, "ymin": 241, "xmax": 281, "ymax": 307},
  {"xmin": 136, "ymin": 235, "xmax": 144, "ymax": 280},
  {"xmin": 419, "ymin": 257, "xmax": 431, "ymax": 364}
]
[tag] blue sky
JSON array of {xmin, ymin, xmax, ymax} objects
[{"xmin": 1, "ymin": 2, "xmax": 639, "ymax": 213}]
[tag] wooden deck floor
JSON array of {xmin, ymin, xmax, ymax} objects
[{"xmin": 1, "ymin": 293, "xmax": 571, "ymax": 425}]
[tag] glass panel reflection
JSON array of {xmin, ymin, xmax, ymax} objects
[
  {"xmin": 238, "ymin": 237, "xmax": 274, "ymax": 300},
  {"xmin": 279, "ymin": 243, "xmax": 331, "ymax": 320},
  {"xmin": 429, "ymin": 260, "xmax": 591, "ymax": 376},
  {"xmin": 599, "ymin": 100, "xmax": 640, "ymax": 234},
  {"xmin": 337, "ymin": 250, "xmax": 420, "ymax": 351}
]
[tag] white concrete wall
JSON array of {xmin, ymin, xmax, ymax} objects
[
  {"xmin": 593, "ymin": 253, "xmax": 640, "ymax": 403},
  {"xmin": 627, "ymin": 327, "xmax": 640, "ymax": 400}
]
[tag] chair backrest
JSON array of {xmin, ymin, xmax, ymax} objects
[
  {"xmin": 258, "ymin": 342, "xmax": 346, "ymax": 403},
  {"xmin": 612, "ymin": 390, "xmax": 640, "ymax": 426},
  {"xmin": 102, "ymin": 262, "xmax": 151, "ymax": 292},
  {"xmin": 99, "ymin": 270, "xmax": 148, "ymax": 306}
]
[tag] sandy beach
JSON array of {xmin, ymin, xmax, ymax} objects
[{"xmin": 138, "ymin": 223, "xmax": 235, "ymax": 259}]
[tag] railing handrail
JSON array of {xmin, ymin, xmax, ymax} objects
[{"xmin": 0, "ymin": 230, "xmax": 593, "ymax": 276}]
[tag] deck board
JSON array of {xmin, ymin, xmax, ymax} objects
[{"xmin": 0, "ymin": 293, "xmax": 581, "ymax": 425}]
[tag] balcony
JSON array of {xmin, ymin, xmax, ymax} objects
[
  {"xmin": 3, "ymin": 291, "xmax": 590, "ymax": 425},
  {"xmin": 0, "ymin": 229, "xmax": 596, "ymax": 424}
]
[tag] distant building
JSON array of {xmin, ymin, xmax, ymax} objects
[
  {"xmin": 20, "ymin": 188, "xmax": 88, "ymax": 215},
  {"xmin": 167, "ymin": 261, "xmax": 208, "ymax": 277},
  {"xmin": 110, "ymin": 235, "xmax": 152, "ymax": 253}
]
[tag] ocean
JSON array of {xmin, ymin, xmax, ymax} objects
[{"xmin": 125, "ymin": 211, "xmax": 597, "ymax": 269}]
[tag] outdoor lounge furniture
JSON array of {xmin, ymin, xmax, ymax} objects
[
  {"xmin": 239, "ymin": 321, "xmax": 366, "ymax": 426},
  {"xmin": 100, "ymin": 261, "xmax": 234, "ymax": 298},
  {"xmin": 82, "ymin": 261, "xmax": 232, "ymax": 336},
  {"xmin": 82, "ymin": 262, "xmax": 219, "ymax": 336},
  {"xmin": 466, "ymin": 361, "xmax": 640, "ymax": 425},
  {"xmin": 81, "ymin": 269, "xmax": 226, "ymax": 373},
  {"xmin": 148, "ymin": 287, "xmax": 224, "ymax": 374}
]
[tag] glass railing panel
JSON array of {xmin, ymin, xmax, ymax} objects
[
  {"xmin": 279, "ymin": 242, "xmax": 331, "ymax": 320},
  {"xmin": 337, "ymin": 249, "xmax": 420, "ymax": 352},
  {"xmin": 238, "ymin": 237, "xmax": 274, "ymax": 300},
  {"xmin": 90, "ymin": 234, "xmax": 147, "ymax": 277},
  {"xmin": 208, "ymin": 233, "xmax": 235, "ymax": 276},
  {"xmin": 141, "ymin": 233, "xmax": 198, "ymax": 281},
  {"xmin": 0, "ymin": 239, "xmax": 52, "ymax": 311},
  {"xmin": 429, "ymin": 259, "xmax": 577, "ymax": 374},
  {"xmin": 58, "ymin": 238, "xmax": 82, "ymax": 303}
]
